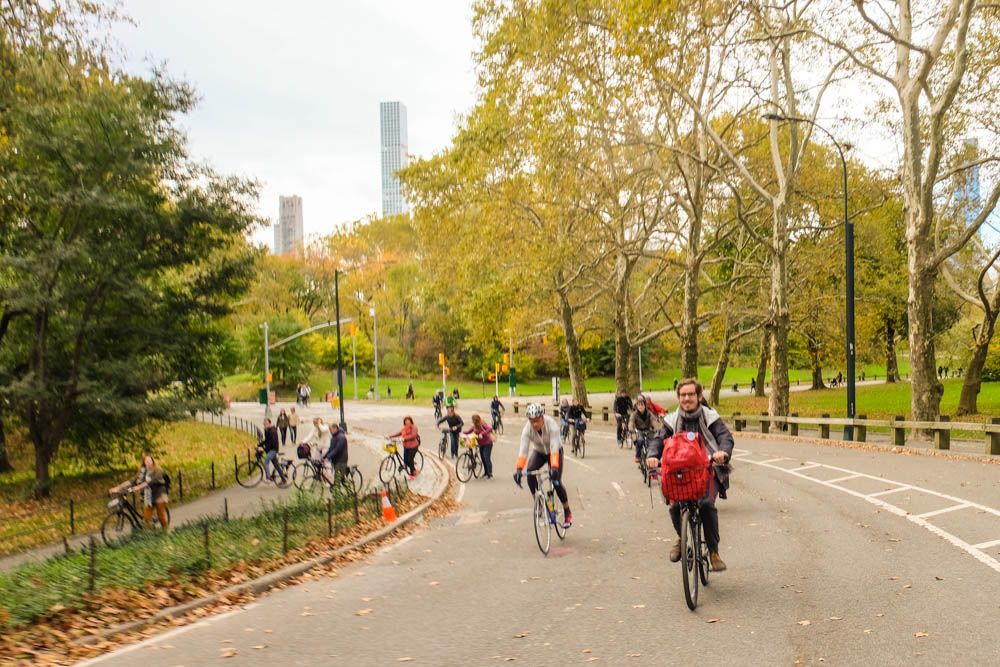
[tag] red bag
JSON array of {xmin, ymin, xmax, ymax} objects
[{"xmin": 660, "ymin": 431, "xmax": 711, "ymax": 502}]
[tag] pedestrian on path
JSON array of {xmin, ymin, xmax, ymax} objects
[
  {"xmin": 303, "ymin": 383, "xmax": 312, "ymax": 407},
  {"xmin": 261, "ymin": 418, "xmax": 285, "ymax": 484},
  {"xmin": 388, "ymin": 416, "xmax": 421, "ymax": 479},
  {"xmin": 324, "ymin": 422, "xmax": 349, "ymax": 482},
  {"xmin": 406, "ymin": 383, "xmax": 415, "ymax": 400},
  {"xmin": 437, "ymin": 405, "xmax": 464, "ymax": 458},
  {"xmin": 464, "ymin": 414, "xmax": 495, "ymax": 479},
  {"xmin": 289, "ymin": 407, "xmax": 299, "ymax": 443},
  {"xmin": 276, "ymin": 409, "xmax": 290, "ymax": 446},
  {"xmin": 387, "ymin": 386, "xmax": 392, "ymax": 399}
]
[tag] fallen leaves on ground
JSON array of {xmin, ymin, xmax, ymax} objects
[
  {"xmin": 220, "ymin": 647, "xmax": 237, "ymax": 658},
  {"xmin": 797, "ymin": 620, "xmax": 811, "ymax": 626},
  {"xmin": 915, "ymin": 631, "xmax": 929, "ymax": 638},
  {"xmin": 354, "ymin": 608, "xmax": 373, "ymax": 616}
]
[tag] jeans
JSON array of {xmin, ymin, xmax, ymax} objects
[
  {"xmin": 479, "ymin": 443, "xmax": 493, "ymax": 477},
  {"xmin": 290, "ymin": 425, "xmax": 297, "ymax": 443},
  {"xmin": 449, "ymin": 431, "xmax": 459, "ymax": 458},
  {"xmin": 264, "ymin": 449, "xmax": 285, "ymax": 482},
  {"xmin": 635, "ymin": 432, "xmax": 648, "ymax": 460},
  {"xmin": 279, "ymin": 426, "xmax": 288, "ymax": 446},
  {"xmin": 403, "ymin": 447, "xmax": 418, "ymax": 475},
  {"xmin": 669, "ymin": 478, "xmax": 720, "ymax": 551}
]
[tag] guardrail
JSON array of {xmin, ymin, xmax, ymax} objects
[{"xmin": 728, "ymin": 412, "xmax": 1000, "ymax": 456}]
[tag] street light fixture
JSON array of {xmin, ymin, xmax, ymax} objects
[
  {"xmin": 763, "ymin": 112, "xmax": 855, "ymax": 440},
  {"xmin": 333, "ymin": 270, "xmax": 347, "ymax": 432}
]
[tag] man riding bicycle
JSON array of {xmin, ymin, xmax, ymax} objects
[
  {"xmin": 566, "ymin": 397, "xmax": 587, "ymax": 445},
  {"xmin": 613, "ymin": 389, "xmax": 633, "ymax": 445},
  {"xmin": 646, "ymin": 378, "xmax": 733, "ymax": 572},
  {"xmin": 490, "ymin": 395, "xmax": 505, "ymax": 430},
  {"xmin": 628, "ymin": 396, "xmax": 662, "ymax": 463},
  {"xmin": 514, "ymin": 403, "xmax": 572, "ymax": 528}
]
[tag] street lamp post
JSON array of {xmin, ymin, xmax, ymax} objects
[
  {"xmin": 352, "ymin": 328, "xmax": 358, "ymax": 400},
  {"xmin": 263, "ymin": 322, "xmax": 272, "ymax": 419},
  {"xmin": 334, "ymin": 270, "xmax": 347, "ymax": 432},
  {"xmin": 371, "ymin": 305, "xmax": 379, "ymax": 401},
  {"xmin": 764, "ymin": 112, "xmax": 855, "ymax": 440}
]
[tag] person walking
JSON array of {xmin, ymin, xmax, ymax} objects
[
  {"xmin": 406, "ymin": 383, "xmax": 415, "ymax": 400},
  {"xmin": 437, "ymin": 404, "xmax": 464, "ymax": 458},
  {"xmin": 288, "ymin": 407, "xmax": 300, "ymax": 443},
  {"xmin": 464, "ymin": 414, "xmax": 495, "ymax": 479},
  {"xmin": 323, "ymin": 422, "xmax": 349, "ymax": 482},
  {"xmin": 276, "ymin": 409, "xmax": 290, "ymax": 447},
  {"xmin": 261, "ymin": 418, "xmax": 286, "ymax": 484},
  {"xmin": 109, "ymin": 453, "xmax": 170, "ymax": 531},
  {"xmin": 388, "ymin": 416, "xmax": 421, "ymax": 479}
]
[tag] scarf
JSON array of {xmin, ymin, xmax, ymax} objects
[{"xmin": 673, "ymin": 406, "xmax": 720, "ymax": 456}]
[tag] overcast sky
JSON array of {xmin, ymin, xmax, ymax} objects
[{"xmin": 114, "ymin": 1, "xmax": 479, "ymax": 248}]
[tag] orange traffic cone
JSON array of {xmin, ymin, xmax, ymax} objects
[{"xmin": 381, "ymin": 489, "xmax": 397, "ymax": 522}]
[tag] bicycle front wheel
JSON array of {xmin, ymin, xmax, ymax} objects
[
  {"xmin": 293, "ymin": 461, "xmax": 313, "ymax": 491},
  {"xmin": 680, "ymin": 507, "xmax": 699, "ymax": 611},
  {"xmin": 101, "ymin": 511, "xmax": 135, "ymax": 547},
  {"xmin": 273, "ymin": 463, "xmax": 293, "ymax": 489},
  {"xmin": 698, "ymin": 518, "xmax": 711, "ymax": 587},
  {"xmin": 553, "ymin": 493, "xmax": 567, "ymax": 540},
  {"xmin": 236, "ymin": 460, "xmax": 264, "ymax": 488},
  {"xmin": 456, "ymin": 451, "xmax": 475, "ymax": 483},
  {"xmin": 379, "ymin": 456, "xmax": 397, "ymax": 484},
  {"xmin": 533, "ymin": 493, "xmax": 551, "ymax": 555},
  {"xmin": 579, "ymin": 433, "xmax": 586, "ymax": 459},
  {"xmin": 438, "ymin": 436, "xmax": 447, "ymax": 459}
]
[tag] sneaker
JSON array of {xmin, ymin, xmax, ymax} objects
[
  {"xmin": 407, "ymin": 474, "xmax": 415, "ymax": 481},
  {"xmin": 669, "ymin": 538, "xmax": 681, "ymax": 563},
  {"xmin": 633, "ymin": 457, "xmax": 640, "ymax": 463},
  {"xmin": 709, "ymin": 551, "xmax": 727, "ymax": 572},
  {"xmin": 563, "ymin": 512, "xmax": 573, "ymax": 529}
]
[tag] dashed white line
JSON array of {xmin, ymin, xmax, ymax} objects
[
  {"xmin": 826, "ymin": 474, "xmax": 862, "ymax": 484},
  {"xmin": 792, "ymin": 463, "xmax": 823, "ymax": 472},
  {"xmin": 916, "ymin": 504, "xmax": 970, "ymax": 519},
  {"xmin": 973, "ymin": 538, "xmax": 1000, "ymax": 550},
  {"xmin": 755, "ymin": 457, "xmax": 787, "ymax": 465},
  {"xmin": 611, "ymin": 481, "xmax": 626, "ymax": 499},
  {"xmin": 868, "ymin": 486, "xmax": 911, "ymax": 497}
]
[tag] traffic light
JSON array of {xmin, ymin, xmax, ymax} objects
[
  {"xmin": 495, "ymin": 362, "xmax": 500, "ymax": 374},
  {"xmin": 445, "ymin": 366, "xmax": 451, "ymax": 376},
  {"xmin": 266, "ymin": 372, "xmax": 272, "ymax": 383},
  {"xmin": 503, "ymin": 353, "xmax": 509, "ymax": 366},
  {"xmin": 349, "ymin": 322, "xmax": 357, "ymax": 336},
  {"xmin": 438, "ymin": 352, "xmax": 445, "ymax": 366},
  {"xmin": 543, "ymin": 335, "xmax": 549, "ymax": 345}
]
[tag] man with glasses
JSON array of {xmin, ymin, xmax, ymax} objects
[
  {"xmin": 646, "ymin": 378, "xmax": 734, "ymax": 572},
  {"xmin": 513, "ymin": 403, "xmax": 572, "ymax": 528}
]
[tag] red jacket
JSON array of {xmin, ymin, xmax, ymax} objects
[
  {"xmin": 390, "ymin": 423, "xmax": 420, "ymax": 449},
  {"xmin": 463, "ymin": 423, "xmax": 494, "ymax": 446}
]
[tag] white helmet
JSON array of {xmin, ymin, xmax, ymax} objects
[{"xmin": 526, "ymin": 403, "xmax": 544, "ymax": 419}]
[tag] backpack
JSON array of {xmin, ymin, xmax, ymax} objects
[
  {"xmin": 161, "ymin": 472, "xmax": 171, "ymax": 493},
  {"xmin": 297, "ymin": 442, "xmax": 311, "ymax": 460},
  {"xmin": 660, "ymin": 431, "xmax": 711, "ymax": 502}
]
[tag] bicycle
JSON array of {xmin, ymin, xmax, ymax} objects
[
  {"xmin": 236, "ymin": 447, "xmax": 294, "ymax": 488},
  {"xmin": 379, "ymin": 438, "xmax": 424, "ymax": 482},
  {"xmin": 294, "ymin": 457, "xmax": 363, "ymax": 496},
  {"xmin": 569, "ymin": 418, "xmax": 587, "ymax": 458},
  {"xmin": 455, "ymin": 434, "xmax": 482, "ymax": 483},
  {"xmin": 101, "ymin": 489, "xmax": 171, "ymax": 547},
  {"xmin": 526, "ymin": 470, "xmax": 567, "ymax": 555},
  {"xmin": 615, "ymin": 413, "xmax": 629, "ymax": 448},
  {"xmin": 634, "ymin": 431, "xmax": 651, "ymax": 484},
  {"xmin": 656, "ymin": 465, "xmax": 713, "ymax": 611},
  {"xmin": 433, "ymin": 403, "xmax": 442, "ymax": 420},
  {"xmin": 492, "ymin": 411, "xmax": 504, "ymax": 435}
]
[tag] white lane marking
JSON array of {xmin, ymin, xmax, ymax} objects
[
  {"xmin": 455, "ymin": 482, "xmax": 466, "ymax": 504},
  {"xmin": 792, "ymin": 463, "xmax": 822, "ymax": 472},
  {"xmin": 868, "ymin": 486, "xmax": 912, "ymax": 497},
  {"xmin": 973, "ymin": 538, "xmax": 1000, "ymax": 550},
  {"xmin": 564, "ymin": 455, "xmax": 596, "ymax": 472},
  {"xmin": 496, "ymin": 507, "xmax": 532, "ymax": 517},
  {"xmin": 826, "ymin": 474, "xmax": 861, "ymax": 483},
  {"xmin": 74, "ymin": 604, "xmax": 257, "ymax": 666},
  {"xmin": 456, "ymin": 511, "xmax": 488, "ymax": 526},
  {"xmin": 743, "ymin": 458, "xmax": 1000, "ymax": 574},
  {"xmin": 731, "ymin": 448, "xmax": 753, "ymax": 457},
  {"xmin": 755, "ymin": 457, "xmax": 787, "ymax": 465},
  {"xmin": 916, "ymin": 504, "xmax": 970, "ymax": 519},
  {"xmin": 611, "ymin": 482, "xmax": 626, "ymax": 499}
]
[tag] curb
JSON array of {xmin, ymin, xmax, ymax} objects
[{"xmin": 77, "ymin": 452, "xmax": 451, "ymax": 645}]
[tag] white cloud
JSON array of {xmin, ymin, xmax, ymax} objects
[{"xmin": 113, "ymin": 1, "xmax": 479, "ymax": 246}]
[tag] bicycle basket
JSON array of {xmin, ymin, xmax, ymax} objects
[
  {"xmin": 660, "ymin": 466, "xmax": 711, "ymax": 503},
  {"xmin": 383, "ymin": 442, "xmax": 397, "ymax": 454},
  {"xmin": 107, "ymin": 498, "xmax": 120, "ymax": 510}
]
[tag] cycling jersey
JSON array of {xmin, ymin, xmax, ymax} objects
[{"xmin": 516, "ymin": 414, "xmax": 561, "ymax": 468}]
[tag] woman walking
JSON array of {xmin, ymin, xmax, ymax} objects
[
  {"xmin": 463, "ymin": 414, "xmax": 495, "ymax": 479},
  {"xmin": 276, "ymin": 409, "xmax": 290, "ymax": 446},
  {"xmin": 109, "ymin": 453, "xmax": 170, "ymax": 530},
  {"xmin": 288, "ymin": 407, "xmax": 300, "ymax": 443},
  {"xmin": 387, "ymin": 416, "xmax": 421, "ymax": 479}
]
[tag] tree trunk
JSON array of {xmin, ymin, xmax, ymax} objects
[
  {"xmin": 956, "ymin": 310, "xmax": 997, "ymax": 416},
  {"xmin": 31, "ymin": 433, "xmax": 54, "ymax": 499},
  {"xmin": 754, "ymin": 328, "xmax": 769, "ymax": 397},
  {"xmin": 907, "ymin": 263, "xmax": 943, "ymax": 426},
  {"xmin": 768, "ymin": 215, "xmax": 791, "ymax": 417},
  {"xmin": 885, "ymin": 316, "xmax": 900, "ymax": 383},
  {"xmin": 558, "ymin": 290, "xmax": 590, "ymax": 409},
  {"xmin": 679, "ymin": 258, "xmax": 700, "ymax": 379},
  {"xmin": 614, "ymin": 327, "xmax": 631, "ymax": 394},
  {"xmin": 0, "ymin": 408, "xmax": 12, "ymax": 473},
  {"xmin": 709, "ymin": 324, "xmax": 732, "ymax": 407},
  {"xmin": 807, "ymin": 335, "xmax": 825, "ymax": 390}
]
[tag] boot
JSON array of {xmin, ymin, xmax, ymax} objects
[
  {"xmin": 709, "ymin": 551, "xmax": 727, "ymax": 572},
  {"xmin": 669, "ymin": 538, "xmax": 681, "ymax": 563}
]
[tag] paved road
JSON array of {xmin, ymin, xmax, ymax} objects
[{"xmin": 80, "ymin": 402, "xmax": 1000, "ymax": 666}]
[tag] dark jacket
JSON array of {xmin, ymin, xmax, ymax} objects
[
  {"xmin": 568, "ymin": 405, "xmax": 586, "ymax": 421},
  {"xmin": 437, "ymin": 414, "xmax": 464, "ymax": 431},
  {"xmin": 629, "ymin": 407, "xmax": 661, "ymax": 434},
  {"xmin": 613, "ymin": 395, "xmax": 634, "ymax": 415},
  {"xmin": 324, "ymin": 428, "xmax": 348, "ymax": 466},
  {"xmin": 649, "ymin": 407, "xmax": 734, "ymax": 494},
  {"xmin": 263, "ymin": 425, "xmax": 280, "ymax": 452}
]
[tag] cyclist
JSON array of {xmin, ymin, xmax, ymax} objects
[
  {"xmin": 645, "ymin": 378, "xmax": 733, "ymax": 572},
  {"xmin": 108, "ymin": 453, "xmax": 170, "ymax": 530},
  {"xmin": 513, "ymin": 403, "xmax": 572, "ymax": 528},
  {"xmin": 437, "ymin": 404, "xmax": 464, "ymax": 458},
  {"xmin": 558, "ymin": 397, "xmax": 570, "ymax": 441},
  {"xmin": 566, "ymin": 397, "xmax": 587, "ymax": 446},
  {"xmin": 432, "ymin": 391, "xmax": 443, "ymax": 419},
  {"xmin": 628, "ymin": 395, "xmax": 662, "ymax": 463},
  {"xmin": 613, "ymin": 389, "xmax": 634, "ymax": 445},
  {"xmin": 490, "ymin": 395, "xmax": 506, "ymax": 430}
]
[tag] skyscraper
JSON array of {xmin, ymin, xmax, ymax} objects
[
  {"xmin": 380, "ymin": 101, "xmax": 409, "ymax": 216},
  {"xmin": 273, "ymin": 195, "xmax": 304, "ymax": 255}
]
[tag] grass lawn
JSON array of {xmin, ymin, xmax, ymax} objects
[
  {"xmin": 222, "ymin": 361, "xmax": 910, "ymax": 403},
  {"xmin": 716, "ymin": 378, "xmax": 1000, "ymax": 423},
  {"xmin": 0, "ymin": 421, "xmax": 257, "ymax": 555}
]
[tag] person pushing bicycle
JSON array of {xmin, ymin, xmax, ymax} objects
[
  {"xmin": 514, "ymin": 403, "xmax": 572, "ymax": 529},
  {"xmin": 645, "ymin": 378, "xmax": 733, "ymax": 572}
]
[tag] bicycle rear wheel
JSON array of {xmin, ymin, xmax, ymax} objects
[
  {"xmin": 378, "ymin": 456, "xmax": 397, "ymax": 484},
  {"xmin": 412, "ymin": 450, "xmax": 425, "ymax": 474},
  {"xmin": 496, "ymin": 418, "xmax": 504, "ymax": 435},
  {"xmin": 533, "ymin": 493, "xmax": 551, "ymax": 555},
  {"xmin": 438, "ymin": 435, "xmax": 447, "ymax": 459},
  {"xmin": 273, "ymin": 463, "xmax": 293, "ymax": 489},
  {"xmin": 456, "ymin": 451, "xmax": 475, "ymax": 483},
  {"xmin": 681, "ymin": 507, "xmax": 699, "ymax": 610},
  {"xmin": 236, "ymin": 461, "xmax": 264, "ymax": 488},
  {"xmin": 698, "ymin": 518, "xmax": 711, "ymax": 587},
  {"xmin": 293, "ymin": 461, "xmax": 313, "ymax": 491},
  {"xmin": 101, "ymin": 511, "xmax": 135, "ymax": 547},
  {"xmin": 579, "ymin": 433, "xmax": 586, "ymax": 459}
]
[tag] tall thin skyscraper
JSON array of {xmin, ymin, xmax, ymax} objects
[
  {"xmin": 273, "ymin": 195, "xmax": 304, "ymax": 255},
  {"xmin": 380, "ymin": 101, "xmax": 409, "ymax": 216}
]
